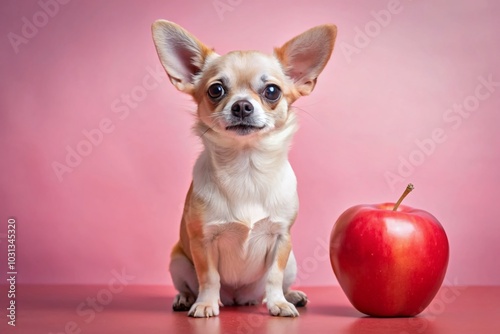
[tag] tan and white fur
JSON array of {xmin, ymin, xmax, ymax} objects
[{"xmin": 152, "ymin": 20, "xmax": 336, "ymax": 317}]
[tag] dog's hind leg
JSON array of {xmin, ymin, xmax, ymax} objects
[
  {"xmin": 283, "ymin": 251, "xmax": 308, "ymax": 307},
  {"xmin": 170, "ymin": 242, "xmax": 198, "ymax": 311}
]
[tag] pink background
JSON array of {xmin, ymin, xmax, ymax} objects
[{"xmin": 1, "ymin": 0, "xmax": 499, "ymax": 286}]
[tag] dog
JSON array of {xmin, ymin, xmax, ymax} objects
[{"xmin": 151, "ymin": 20, "xmax": 336, "ymax": 317}]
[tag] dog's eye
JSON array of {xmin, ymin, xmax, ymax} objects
[
  {"xmin": 208, "ymin": 83, "xmax": 225, "ymax": 99},
  {"xmin": 263, "ymin": 84, "xmax": 281, "ymax": 102}
]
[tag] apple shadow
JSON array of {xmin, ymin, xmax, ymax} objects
[
  {"xmin": 346, "ymin": 315, "xmax": 438, "ymax": 334},
  {"xmin": 304, "ymin": 304, "xmax": 364, "ymax": 318}
]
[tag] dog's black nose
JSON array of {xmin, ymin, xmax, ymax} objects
[{"xmin": 231, "ymin": 100, "xmax": 254, "ymax": 119}]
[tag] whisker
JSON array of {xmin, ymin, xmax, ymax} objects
[
  {"xmin": 199, "ymin": 126, "xmax": 212, "ymax": 138},
  {"xmin": 292, "ymin": 106, "xmax": 321, "ymax": 124},
  {"xmin": 198, "ymin": 113, "xmax": 222, "ymax": 139}
]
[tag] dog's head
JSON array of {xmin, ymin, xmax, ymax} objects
[{"xmin": 152, "ymin": 21, "xmax": 336, "ymax": 140}]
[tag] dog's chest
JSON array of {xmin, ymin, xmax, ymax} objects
[
  {"xmin": 194, "ymin": 151, "xmax": 299, "ymax": 225},
  {"xmin": 193, "ymin": 146, "xmax": 298, "ymax": 286},
  {"xmin": 204, "ymin": 219, "xmax": 286, "ymax": 286}
]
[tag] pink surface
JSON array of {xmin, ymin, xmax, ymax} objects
[
  {"xmin": 2, "ymin": 285, "xmax": 500, "ymax": 334},
  {"xmin": 1, "ymin": 0, "xmax": 499, "ymax": 286}
]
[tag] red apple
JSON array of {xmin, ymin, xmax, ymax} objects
[{"xmin": 330, "ymin": 184, "xmax": 449, "ymax": 317}]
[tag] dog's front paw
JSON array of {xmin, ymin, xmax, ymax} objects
[
  {"xmin": 267, "ymin": 300, "xmax": 299, "ymax": 317},
  {"xmin": 173, "ymin": 293, "xmax": 196, "ymax": 311},
  {"xmin": 188, "ymin": 301, "xmax": 220, "ymax": 318}
]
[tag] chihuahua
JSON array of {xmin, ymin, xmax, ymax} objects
[{"xmin": 152, "ymin": 20, "xmax": 336, "ymax": 317}]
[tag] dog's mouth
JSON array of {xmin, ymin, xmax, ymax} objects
[{"xmin": 225, "ymin": 124, "xmax": 265, "ymax": 136}]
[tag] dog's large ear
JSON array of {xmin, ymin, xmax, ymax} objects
[
  {"xmin": 274, "ymin": 25, "xmax": 337, "ymax": 96},
  {"xmin": 152, "ymin": 20, "xmax": 216, "ymax": 94}
]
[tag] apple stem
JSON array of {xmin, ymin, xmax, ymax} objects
[{"xmin": 393, "ymin": 184, "xmax": 414, "ymax": 211}]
